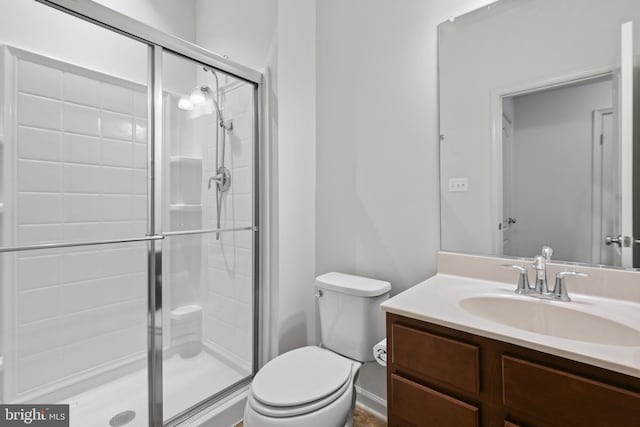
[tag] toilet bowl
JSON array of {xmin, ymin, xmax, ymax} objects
[
  {"xmin": 244, "ymin": 346, "xmax": 361, "ymax": 427},
  {"xmin": 243, "ymin": 273, "xmax": 391, "ymax": 427}
]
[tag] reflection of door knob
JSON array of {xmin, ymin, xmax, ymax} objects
[
  {"xmin": 605, "ymin": 235, "xmax": 631, "ymax": 247},
  {"xmin": 605, "ymin": 235, "xmax": 622, "ymax": 247},
  {"xmin": 507, "ymin": 217, "xmax": 517, "ymax": 225}
]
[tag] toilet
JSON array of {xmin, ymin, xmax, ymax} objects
[{"xmin": 243, "ymin": 272, "xmax": 391, "ymax": 427}]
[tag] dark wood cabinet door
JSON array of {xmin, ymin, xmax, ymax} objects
[
  {"xmin": 502, "ymin": 356, "xmax": 640, "ymax": 427},
  {"xmin": 390, "ymin": 374, "xmax": 479, "ymax": 427},
  {"xmin": 391, "ymin": 323, "xmax": 480, "ymax": 395}
]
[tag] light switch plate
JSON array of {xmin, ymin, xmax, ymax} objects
[{"xmin": 448, "ymin": 177, "xmax": 469, "ymax": 192}]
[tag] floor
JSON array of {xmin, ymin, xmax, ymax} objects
[
  {"xmin": 64, "ymin": 351, "xmax": 246, "ymax": 427},
  {"xmin": 234, "ymin": 406, "xmax": 387, "ymax": 427}
]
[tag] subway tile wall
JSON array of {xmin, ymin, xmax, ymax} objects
[
  {"xmin": 5, "ymin": 56, "xmax": 149, "ymax": 400},
  {"xmin": 14, "ymin": 59, "xmax": 148, "ymax": 247}
]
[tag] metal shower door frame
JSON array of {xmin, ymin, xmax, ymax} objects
[{"xmin": 30, "ymin": 1, "xmax": 263, "ymax": 426}]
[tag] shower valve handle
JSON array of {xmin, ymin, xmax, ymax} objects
[
  {"xmin": 208, "ymin": 174, "xmax": 223, "ymax": 189},
  {"xmin": 208, "ymin": 166, "xmax": 232, "ymax": 192}
]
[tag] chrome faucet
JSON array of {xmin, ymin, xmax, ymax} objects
[
  {"xmin": 532, "ymin": 245, "xmax": 552, "ymax": 294},
  {"xmin": 551, "ymin": 271, "xmax": 588, "ymax": 302},
  {"xmin": 502, "ymin": 245, "xmax": 587, "ymax": 302},
  {"xmin": 501, "ymin": 264, "xmax": 530, "ymax": 294}
]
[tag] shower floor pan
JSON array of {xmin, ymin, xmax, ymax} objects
[{"xmin": 64, "ymin": 351, "xmax": 245, "ymax": 427}]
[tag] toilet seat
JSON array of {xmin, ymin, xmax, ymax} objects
[
  {"xmin": 248, "ymin": 346, "xmax": 354, "ymax": 418},
  {"xmin": 248, "ymin": 373, "xmax": 351, "ymax": 418}
]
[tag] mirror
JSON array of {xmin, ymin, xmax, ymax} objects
[{"xmin": 439, "ymin": 0, "xmax": 640, "ymax": 269}]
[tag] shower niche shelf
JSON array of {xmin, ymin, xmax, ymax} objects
[
  {"xmin": 169, "ymin": 203, "xmax": 203, "ymax": 212},
  {"xmin": 170, "ymin": 156, "xmax": 202, "ymax": 166},
  {"xmin": 169, "ymin": 155, "xmax": 203, "ymax": 206}
]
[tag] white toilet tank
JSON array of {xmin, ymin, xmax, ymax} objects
[{"xmin": 315, "ymin": 272, "xmax": 391, "ymax": 362}]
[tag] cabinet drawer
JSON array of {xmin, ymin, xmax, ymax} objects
[
  {"xmin": 390, "ymin": 374, "xmax": 479, "ymax": 427},
  {"xmin": 502, "ymin": 356, "xmax": 640, "ymax": 427},
  {"xmin": 391, "ymin": 323, "xmax": 480, "ymax": 394}
]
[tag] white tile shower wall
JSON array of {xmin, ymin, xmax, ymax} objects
[
  {"xmin": 203, "ymin": 81, "xmax": 254, "ymax": 370},
  {"xmin": 5, "ymin": 55, "xmax": 149, "ymax": 400},
  {"xmin": 14, "ymin": 58, "xmax": 148, "ymax": 246}
]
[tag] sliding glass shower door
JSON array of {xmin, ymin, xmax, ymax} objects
[
  {"xmin": 159, "ymin": 50, "xmax": 257, "ymax": 424},
  {"xmin": 0, "ymin": 2, "xmax": 260, "ymax": 426},
  {"xmin": 0, "ymin": 2, "xmax": 151, "ymax": 426}
]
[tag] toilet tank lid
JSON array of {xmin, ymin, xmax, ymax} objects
[{"xmin": 315, "ymin": 272, "xmax": 391, "ymax": 297}]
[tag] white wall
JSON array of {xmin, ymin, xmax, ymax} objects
[
  {"xmin": 93, "ymin": 0, "xmax": 196, "ymax": 42},
  {"xmin": 196, "ymin": 0, "xmax": 277, "ymax": 71},
  {"xmin": 508, "ymin": 79, "xmax": 613, "ymax": 263},
  {"xmin": 275, "ymin": 0, "xmax": 317, "ymax": 354},
  {"xmin": 316, "ymin": 0, "xmax": 495, "ymax": 295},
  {"xmin": 315, "ymin": 0, "xmax": 497, "ymax": 405}
]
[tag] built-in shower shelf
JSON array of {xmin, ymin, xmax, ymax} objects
[
  {"xmin": 169, "ymin": 203, "xmax": 203, "ymax": 212},
  {"xmin": 170, "ymin": 156, "xmax": 202, "ymax": 166}
]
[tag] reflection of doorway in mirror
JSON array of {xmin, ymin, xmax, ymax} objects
[
  {"xmin": 501, "ymin": 98, "xmax": 515, "ymax": 256},
  {"xmin": 592, "ymin": 109, "xmax": 619, "ymax": 266},
  {"xmin": 501, "ymin": 76, "xmax": 616, "ymax": 265}
]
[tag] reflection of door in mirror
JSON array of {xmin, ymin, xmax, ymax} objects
[
  {"xmin": 502, "ymin": 98, "xmax": 515, "ymax": 256},
  {"xmin": 594, "ymin": 109, "xmax": 618, "ymax": 266},
  {"xmin": 501, "ymin": 77, "xmax": 615, "ymax": 265}
]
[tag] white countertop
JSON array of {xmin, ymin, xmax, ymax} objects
[{"xmin": 381, "ymin": 274, "xmax": 640, "ymax": 378}]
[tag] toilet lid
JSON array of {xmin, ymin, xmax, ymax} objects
[{"xmin": 251, "ymin": 346, "xmax": 353, "ymax": 407}]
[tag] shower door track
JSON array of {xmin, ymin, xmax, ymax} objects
[{"xmin": 21, "ymin": 2, "xmax": 264, "ymax": 427}]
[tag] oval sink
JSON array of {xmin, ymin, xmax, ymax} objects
[{"xmin": 459, "ymin": 296, "xmax": 640, "ymax": 347}]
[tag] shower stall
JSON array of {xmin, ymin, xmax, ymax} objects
[{"xmin": 0, "ymin": 1, "xmax": 261, "ymax": 426}]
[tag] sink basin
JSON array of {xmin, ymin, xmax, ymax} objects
[{"xmin": 459, "ymin": 296, "xmax": 640, "ymax": 347}]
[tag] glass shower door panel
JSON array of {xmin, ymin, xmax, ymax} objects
[
  {"xmin": 0, "ymin": 3, "xmax": 151, "ymax": 427},
  {"xmin": 161, "ymin": 51, "xmax": 255, "ymax": 234},
  {"xmin": 162, "ymin": 231, "xmax": 254, "ymax": 421},
  {"xmin": 0, "ymin": 1, "xmax": 149, "ymax": 249},
  {"xmin": 1, "ymin": 242, "xmax": 149, "ymax": 427}
]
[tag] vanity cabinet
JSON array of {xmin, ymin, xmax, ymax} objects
[{"xmin": 386, "ymin": 313, "xmax": 640, "ymax": 427}]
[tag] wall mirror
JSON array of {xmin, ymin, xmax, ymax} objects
[{"xmin": 439, "ymin": 0, "xmax": 640, "ymax": 269}]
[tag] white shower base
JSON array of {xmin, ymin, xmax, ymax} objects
[{"xmin": 65, "ymin": 351, "xmax": 246, "ymax": 427}]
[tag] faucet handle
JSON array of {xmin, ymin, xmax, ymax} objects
[
  {"xmin": 501, "ymin": 264, "xmax": 530, "ymax": 294},
  {"xmin": 552, "ymin": 271, "xmax": 588, "ymax": 302}
]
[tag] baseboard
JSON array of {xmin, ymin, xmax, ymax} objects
[{"xmin": 355, "ymin": 385, "xmax": 387, "ymax": 420}]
